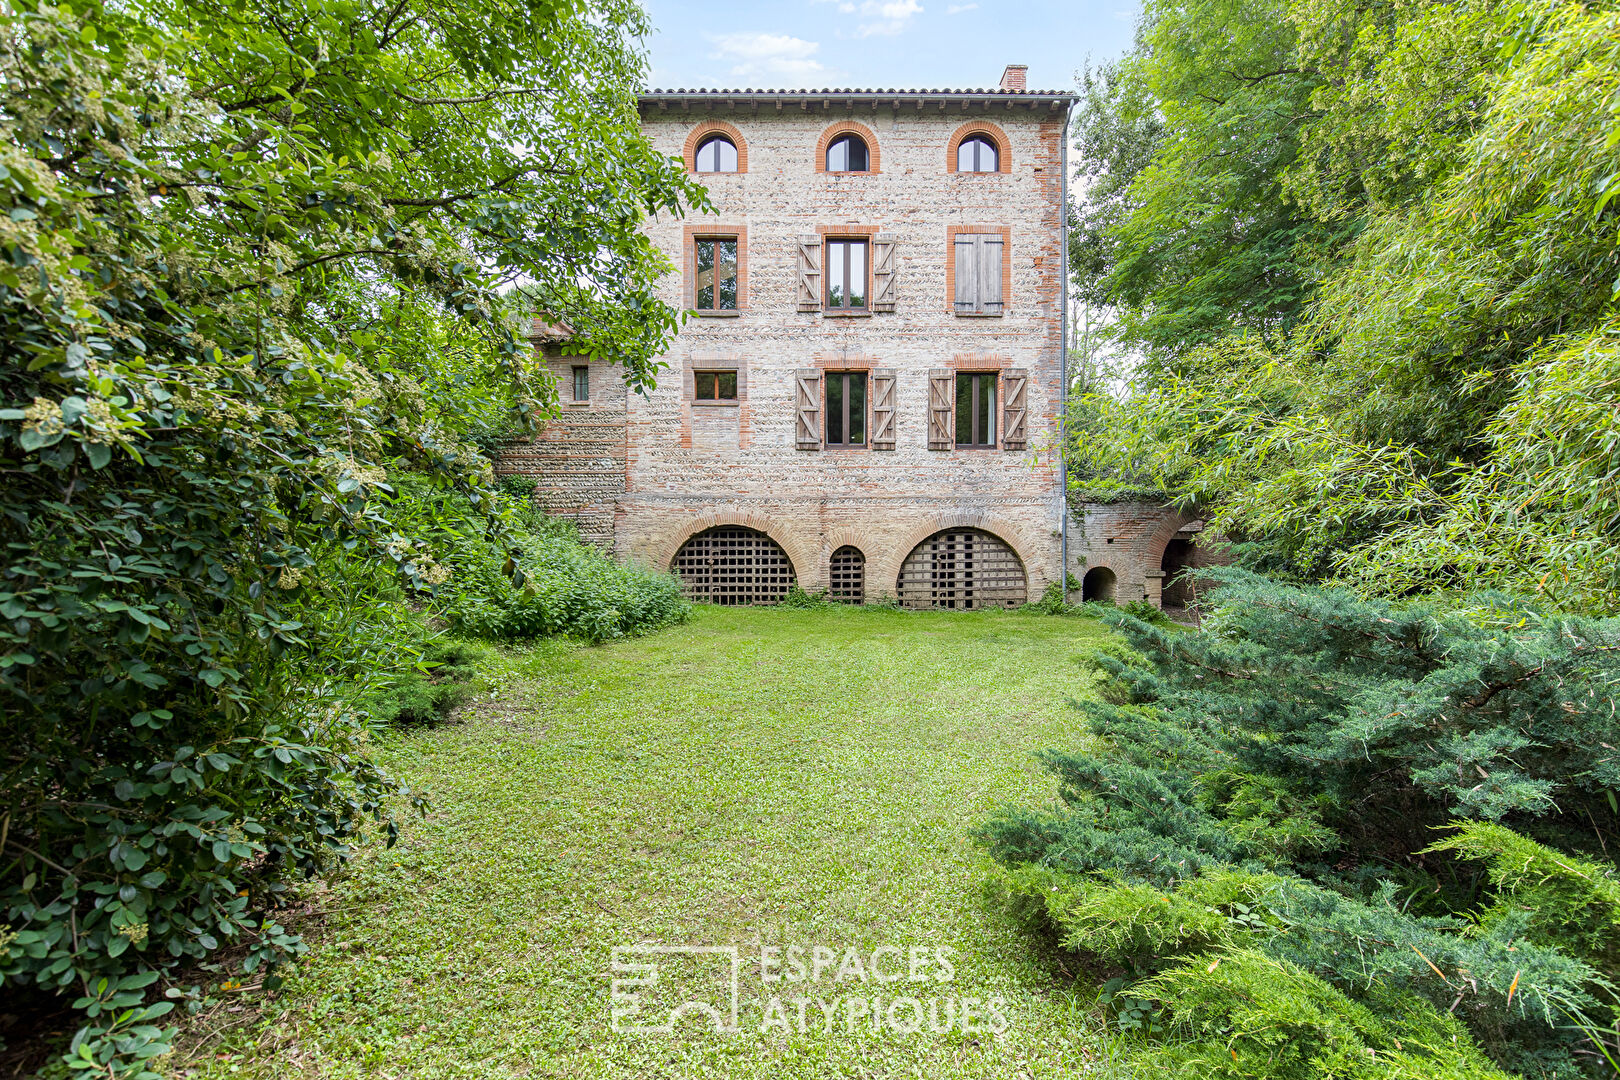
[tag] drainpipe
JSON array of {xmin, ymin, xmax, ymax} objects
[{"xmin": 1058, "ymin": 100, "xmax": 1072, "ymax": 600}]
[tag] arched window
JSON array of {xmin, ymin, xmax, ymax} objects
[
  {"xmin": 695, "ymin": 134, "xmax": 739, "ymax": 173},
  {"xmin": 829, "ymin": 546, "xmax": 865, "ymax": 603},
  {"xmin": 957, "ymin": 135, "xmax": 999, "ymax": 173},
  {"xmin": 826, "ymin": 134, "xmax": 869, "ymax": 173}
]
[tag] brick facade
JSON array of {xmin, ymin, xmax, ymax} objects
[{"xmin": 499, "ymin": 85, "xmax": 1218, "ymax": 607}]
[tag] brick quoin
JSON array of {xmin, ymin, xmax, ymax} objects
[{"xmin": 498, "ymin": 83, "xmax": 1217, "ymax": 606}]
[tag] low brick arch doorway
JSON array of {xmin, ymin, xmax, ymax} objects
[
  {"xmin": 895, "ymin": 528, "xmax": 1026, "ymax": 610},
  {"xmin": 1081, "ymin": 566, "xmax": 1117, "ymax": 604},
  {"xmin": 670, "ymin": 525, "xmax": 797, "ymax": 605}
]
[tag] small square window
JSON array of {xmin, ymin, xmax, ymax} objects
[
  {"xmin": 694, "ymin": 370, "xmax": 738, "ymax": 401},
  {"xmin": 571, "ymin": 366, "xmax": 589, "ymax": 402}
]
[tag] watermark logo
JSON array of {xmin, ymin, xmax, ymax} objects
[
  {"xmin": 610, "ymin": 945, "xmax": 741, "ymax": 1034},
  {"xmin": 608, "ymin": 944, "xmax": 1007, "ymax": 1037}
]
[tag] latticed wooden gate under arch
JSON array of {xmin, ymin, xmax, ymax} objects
[
  {"xmin": 829, "ymin": 545, "xmax": 865, "ymax": 603},
  {"xmin": 895, "ymin": 529, "xmax": 1025, "ymax": 610},
  {"xmin": 670, "ymin": 526, "xmax": 796, "ymax": 605}
]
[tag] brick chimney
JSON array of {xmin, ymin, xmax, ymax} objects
[{"xmin": 999, "ymin": 64, "xmax": 1028, "ymax": 92}]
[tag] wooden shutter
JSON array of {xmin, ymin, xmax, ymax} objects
[
  {"xmin": 871, "ymin": 369, "xmax": 896, "ymax": 450},
  {"xmin": 928, "ymin": 370, "xmax": 954, "ymax": 450},
  {"xmin": 872, "ymin": 233, "xmax": 897, "ymax": 312},
  {"xmin": 979, "ymin": 234, "xmax": 1004, "ymax": 313},
  {"xmin": 1001, "ymin": 368, "xmax": 1028, "ymax": 450},
  {"xmin": 797, "ymin": 235, "xmax": 821, "ymax": 311},
  {"xmin": 953, "ymin": 233, "xmax": 1005, "ymax": 314},
  {"xmin": 953, "ymin": 234, "xmax": 976, "ymax": 314},
  {"xmin": 795, "ymin": 369, "xmax": 821, "ymax": 450}
]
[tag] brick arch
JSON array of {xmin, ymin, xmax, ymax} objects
[
  {"xmin": 946, "ymin": 120, "xmax": 1012, "ymax": 175},
  {"xmin": 683, "ymin": 121, "xmax": 749, "ymax": 174},
  {"xmin": 1137, "ymin": 508, "xmax": 1198, "ymax": 564},
  {"xmin": 646, "ymin": 509, "xmax": 818, "ymax": 588},
  {"xmin": 815, "ymin": 120, "xmax": 881, "ymax": 174},
  {"xmin": 822, "ymin": 526, "xmax": 883, "ymax": 602},
  {"xmin": 871, "ymin": 510, "xmax": 1046, "ymax": 599}
]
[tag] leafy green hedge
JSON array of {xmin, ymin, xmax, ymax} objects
[
  {"xmin": 977, "ymin": 569, "xmax": 1620, "ymax": 1078},
  {"xmin": 382, "ymin": 475, "xmax": 688, "ymax": 644}
]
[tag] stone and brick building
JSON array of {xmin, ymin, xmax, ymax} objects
[{"xmin": 500, "ymin": 67, "xmax": 1220, "ymax": 609}]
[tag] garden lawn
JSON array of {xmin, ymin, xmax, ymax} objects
[{"xmin": 178, "ymin": 605, "xmax": 1118, "ymax": 1079}]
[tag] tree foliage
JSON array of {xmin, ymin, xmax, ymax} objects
[
  {"xmin": 979, "ymin": 571, "xmax": 1620, "ymax": 1077},
  {"xmin": 1068, "ymin": 0, "xmax": 1620, "ymax": 610},
  {"xmin": 0, "ymin": 0, "xmax": 702, "ymax": 1071}
]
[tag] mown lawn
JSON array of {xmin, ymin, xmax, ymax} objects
[{"xmin": 177, "ymin": 605, "xmax": 1120, "ymax": 1078}]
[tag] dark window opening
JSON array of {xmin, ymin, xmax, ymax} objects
[
  {"xmin": 695, "ymin": 237, "xmax": 738, "ymax": 311},
  {"xmin": 955, "ymin": 372, "xmax": 996, "ymax": 447},
  {"xmin": 830, "ymin": 546, "xmax": 865, "ymax": 603},
  {"xmin": 696, "ymin": 135, "xmax": 739, "ymax": 173},
  {"xmin": 957, "ymin": 136, "xmax": 999, "ymax": 172},
  {"xmin": 1162, "ymin": 539, "xmax": 1195, "ymax": 608},
  {"xmin": 827, "ymin": 134, "xmax": 869, "ymax": 172},
  {"xmin": 694, "ymin": 370, "xmax": 738, "ymax": 400},
  {"xmin": 1082, "ymin": 567, "xmax": 1117, "ymax": 604},
  {"xmin": 571, "ymin": 365, "xmax": 589, "ymax": 402},
  {"xmin": 825, "ymin": 371, "xmax": 867, "ymax": 446},
  {"xmin": 826, "ymin": 239, "xmax": 868, "ymax": 310}
]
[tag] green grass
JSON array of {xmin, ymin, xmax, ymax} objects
[{"xmin": 177, "ymin": 605, "xmax": 1124, "ymax": 1079}]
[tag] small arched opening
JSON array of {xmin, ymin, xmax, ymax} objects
[
  {"xmin": 1081, "ymin": 567, "xmax": 1117, "ymax": 604},
  {"xmin": 670, "ymin": 525, "xmax": 796, "ymax": 605},
  {"xmin": 895, "ymin": 528, "xmax": 1026, "ymax": 611},
  {"xmin": 829, "ymin": 545, "xmax": 865, "ymax": 604},
  {"xmin": 1161, "ymin": 538, "xmax": 1195, "ymax": 609}
]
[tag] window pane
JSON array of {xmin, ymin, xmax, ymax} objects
[
  {"xmin": 847, "ymin": 241, "xmax": 866, "ymax": 307},
  {"xmin": 572, "ymin": 366, "xmax": 588, "ymax": 401},
  {"xmin": 828, "ymin": 135, "xmax": 868, "ymax": 172},
  {"xmin": 718, "ymin": 371, "xmax": 737, "ymax": 399},
  {"xmin": 827, "ymin": 373, "xmax": 844, "ymax": 444},
  {"xmin": 847, "ymin": 137, "xmax": 868, "ymax": 171},
  {"xmin": 696, "ymin": 240, "xmax": 715, "ymax": 309},
  {"xmin": 956, "ymin": 374, "xmax": 972, "ymax": 445},
  {"xmin": 697, "ymin": 136, "xmax": 737, "ymax": 173},
  {"xmin": 827, "ymin": 241, "xmax": 846, "ymax": 307},
  {"xmin": 849, "ymin": 373, "xmax": 866, "ymax": 444},
  {"xmin": 958, "ymin": 140, "xmax": 976, "ymax": 171},
  {"xmin": 695, "ymin": 372, "xmax": 712, "ymax": 399},
  {"xmin": 717, "ymin": 240, "xmax": 738, "ymax": 309},
  {"xmin": 979, "ymin": 375, "xmax": 996, "ymax": 444}
]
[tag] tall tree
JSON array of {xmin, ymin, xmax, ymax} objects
[{"xmin": 0, "ymin": 0, "xmax": 705, "ymax": 1072}]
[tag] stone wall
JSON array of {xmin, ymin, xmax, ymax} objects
[
  {"xmin": 614, "ymin": 104, "xmax": 1069, "ymax": 599},
  {"xmin": 1067, "ymin": 500, "xmax": 1233, "ymax": 608},
  {"xmin": 496, "ymin": 347, "xmax": 626, "ymax": 548}
]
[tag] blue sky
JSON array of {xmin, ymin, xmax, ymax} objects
[{"xmin": 638, "ymin": 0, "xmax": 1140, "ymax": 93}]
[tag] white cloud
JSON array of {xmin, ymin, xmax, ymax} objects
[
  {"xmin": 853, "ymin": 0, "xmax": 924, "ymax": 36},
  {"xmin": 946, "ymin": 2, "xmax": 977, "ymax": 11},
  {"xmin": 706, "ymin": 32, "xmax": 829, "ymax": 87}
]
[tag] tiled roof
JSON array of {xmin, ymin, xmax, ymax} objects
[{"xmin": 642, "ymin": 87, "xmax": 1071, "ymax": 97}]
